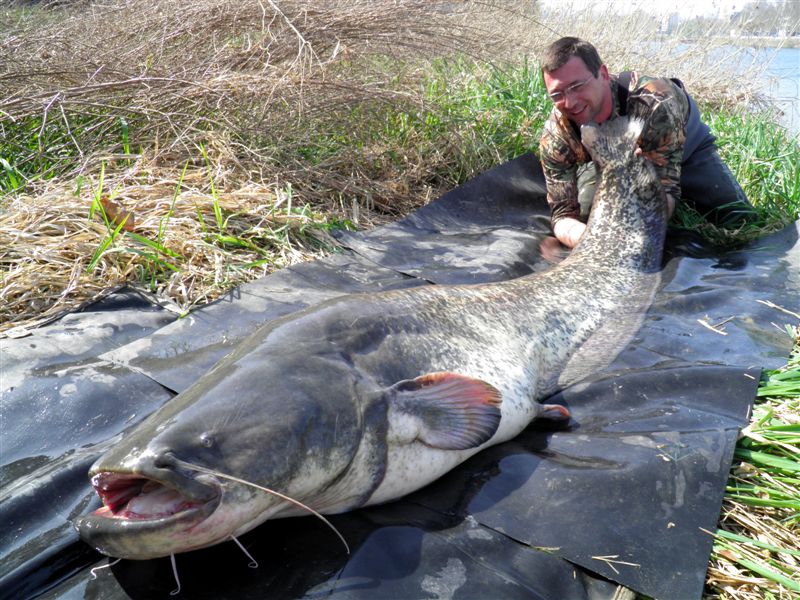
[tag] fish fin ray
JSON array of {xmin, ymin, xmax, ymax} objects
[
  {"xmin": 540, "ymin": 403, "xmax": 571, "ymax": 420},
  {"xmin": 388, "ymin": 372, "xmax": 502, "ymax": 450}
]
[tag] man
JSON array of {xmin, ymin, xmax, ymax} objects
[{"xmin": 539, "ymin": 37, "xmax": 756, "ymax": 248}]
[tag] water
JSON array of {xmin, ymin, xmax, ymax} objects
[
  {"xmin": 743, "ymin": 46, "xmax": 799, "ymax": 137},
  {"xmin": 648, "ymin": 42, "xmax": 799, "ymax": 136}
]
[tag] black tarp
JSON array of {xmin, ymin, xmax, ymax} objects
[{"xmin": 1, "ymin": 153, "xmax": 797, "ymax": 600}]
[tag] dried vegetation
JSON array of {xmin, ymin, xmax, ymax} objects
[
  {"xmin": 1, "ymin": 0, "xmax": 778, "ymax": 332},
  {"xmin": 0, "ymin": 0, "xmax": 542, "ymax": 330}
]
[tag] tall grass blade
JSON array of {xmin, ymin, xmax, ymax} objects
[
  {"xmin": 734, "ymin": 448, "xmax": 800, "ymax": 473},
  {"xmin": 715, "ymin": 529, "xmax": 800, "ymax": 557}
]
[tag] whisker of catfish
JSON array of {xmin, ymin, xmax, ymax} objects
[{"xmin": 171, "ymin": 458, "xmax": 350, "ymax": 555}]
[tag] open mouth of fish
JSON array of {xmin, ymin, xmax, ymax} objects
[
  {"xmin": 89, "ymin": 472, "xmax": 213, "ymax": 520},
  {"xmin": 73, "ymin": 469, "xmax": 224, "ymax": 559},
  {"xmin": 82, "ymin": 471, "xmax": 221, "ymax": 528}
]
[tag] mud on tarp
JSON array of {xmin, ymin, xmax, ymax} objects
[{"xmin": 1, "ymin": 153, "xmax": 797, "ymax": 600}]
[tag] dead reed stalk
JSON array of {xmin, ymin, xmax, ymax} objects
[{"xmin": 0, "ymin": 0, "xmax": 777, "ymax": 330}]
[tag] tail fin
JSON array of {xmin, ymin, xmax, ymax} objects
[{"xmin": 580, "ymin": 117, "xmax": 643, "ymax": 168}]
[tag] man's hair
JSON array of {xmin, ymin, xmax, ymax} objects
[{"xmin": 540, "ymin": 37, "xmax": 603, "ymax": 76}]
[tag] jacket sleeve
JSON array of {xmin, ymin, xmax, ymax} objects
[
  {"xmin": 539, "ymin": 114, "xmax": 582, "ymax": 224},
  {"xmin": 627, "ymin": 76, "xmax": 689, "ymax": 203}
]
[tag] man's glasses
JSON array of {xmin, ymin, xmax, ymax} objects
[{"xmin": 548, "ymin": 75, "xmax": 594, "ymax": 103}]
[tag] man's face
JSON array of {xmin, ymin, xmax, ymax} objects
[{"xmin": 543, "ymin": 56, "xmax": 612, "ymax": 126}]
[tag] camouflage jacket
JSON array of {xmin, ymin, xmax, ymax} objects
[{"xmin": 539, "ymin": 72, "xmax": 689, "ymax": 224}]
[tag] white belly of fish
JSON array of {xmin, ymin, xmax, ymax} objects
[{"xmin": 366, "ymin": 373, "xmax": 538, "ymax": 507}]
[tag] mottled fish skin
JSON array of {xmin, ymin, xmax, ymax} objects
[{"xmin": 75, "ymin": 117, "xmax": 668, "ymax": 560}]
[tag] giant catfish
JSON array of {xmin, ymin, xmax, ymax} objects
[{"xmin": 75, "ymin": 116, "xmax": 668, "ymax": 560}]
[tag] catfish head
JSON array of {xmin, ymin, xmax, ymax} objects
[{"xmin": 74, "ymin": 346, "xmax": 373, "ymax": 560}]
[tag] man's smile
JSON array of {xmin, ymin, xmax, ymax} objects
[{"xmin": 566, "ymin": 104, "xmax": 590, "ymax": 123}]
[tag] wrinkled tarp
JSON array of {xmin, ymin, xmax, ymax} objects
[{"xmin": 1, "ymin": 153, "xmax": 797, "ymax": 600}]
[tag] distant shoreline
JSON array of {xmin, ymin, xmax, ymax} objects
[{"xmin": 679, "ymin": 36, "xmax": 800, "ymax": 49}]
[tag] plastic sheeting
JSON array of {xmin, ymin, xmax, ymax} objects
[{"xmin": 1, "ymin": 153, "xmax": 797, "ymax": 600}]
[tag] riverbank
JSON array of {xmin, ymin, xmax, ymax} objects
[{"xmin": 681, "ymin": 36, "xmax": 800, "ymax": 49}]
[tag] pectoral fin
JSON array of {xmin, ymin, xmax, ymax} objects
[{"xmin": 387, "ymin": 372, "xmax": 502, "ymax": 450}]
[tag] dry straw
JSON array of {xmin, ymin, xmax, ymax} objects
[
  {"xmin": 1, "ymin": 1, "xmax": 775, "ymax": 333},
  {"xmin": 0, "ymin": 157, "xmax": 331, "ymax": 333},
  {"xmin": 1, "ymin": 1, "xmax": 543, "ymax": 332}
]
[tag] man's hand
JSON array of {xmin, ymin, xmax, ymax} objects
[{"xmin": 553, "ymin": 217, "xmax": 586, "ymax": 248}]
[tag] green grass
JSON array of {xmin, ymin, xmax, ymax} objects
[
  {"xmin": 707, "ymin": 110, "xmax": 800, "ymax": 222},
  {"xmin": 0, "ymin": 111, "xmax": 136, "ymax": 193},
  {"xmin": 273, "ymin": 57, "xmax": 551, "ymax": 198},
  {"xmin": 706, "ymin": 342, "xmax": 800, "ymax": 598},
  {"xmin": 415, "ymin": 57, "xmax": 550, "ymax": 163}
]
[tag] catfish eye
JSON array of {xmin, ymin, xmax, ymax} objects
[{"xmin": 200, "ymin": 433, "xmax": 215, "ymax": 449}]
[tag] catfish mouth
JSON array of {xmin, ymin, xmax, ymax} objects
[
  {"xmin": 89, "ymin": 472, "xmax": 219, "ymax": 522},
  {"xmin": 80, "ymin": 470, "xmax": 221, "ymax": 532},
  {"xmin": 74, "ymin": 470, "xmax": 223, "ymax": 560}
]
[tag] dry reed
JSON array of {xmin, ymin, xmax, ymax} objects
[
  {"xmin": 0, "ymin": 153, "xmax": 335, "ymax": 334},
  {"xmin": 1, "ymin": 1, "xmax": 530, "ymax": 332},
  {"xmin": 1, "ymin": 0, "xmax": 777, "ymax": 333}
]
